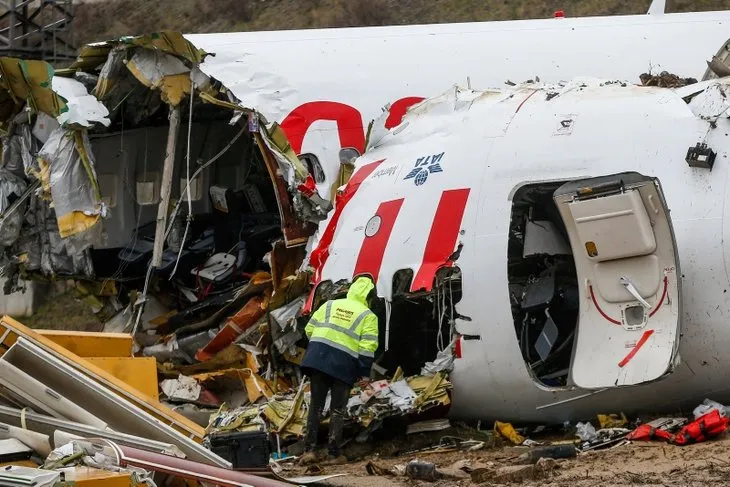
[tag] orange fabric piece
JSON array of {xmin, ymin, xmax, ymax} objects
[{"xmin": 195, "ymin": 295, "xmax": 268, "ymax": 361}]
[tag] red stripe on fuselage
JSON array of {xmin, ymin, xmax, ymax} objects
[
  {"xmin": 304, "ymin": 160, "xmax": 385, "ymax": 313},
  {"xmin": 353, "ymin": 199, "xmax": 405, "ymax": 282},
  {"xmin": 411, "ymin": 188, "xmax": 471, "ymax": 292}
]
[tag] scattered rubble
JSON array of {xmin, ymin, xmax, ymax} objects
[{"xmin": 640, "ymin": 71, "xmax": 698, "ymax": 88}]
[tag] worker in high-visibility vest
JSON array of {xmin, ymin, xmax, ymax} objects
[{"xmin": 299, "ymin": 276, "xmax": 379, "ymax": 465}]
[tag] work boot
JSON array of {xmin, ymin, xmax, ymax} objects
[{"xmin": 297, "ymin": 450, "xmax": 320, "ymax": 466}]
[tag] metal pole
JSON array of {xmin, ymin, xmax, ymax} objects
[{"xmin": 151, "ymin": 105, "xmax": 181, "ymax": 269}]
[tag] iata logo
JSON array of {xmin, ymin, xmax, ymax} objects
[{"xmin": 404, "ymin": 152, "xmax": 445, "ymax": 186}]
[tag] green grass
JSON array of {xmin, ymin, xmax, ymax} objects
[{"xmin": 22, "ymin": 290, "xmax": 102, "ymax": 331}]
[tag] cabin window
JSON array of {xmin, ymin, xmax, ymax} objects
[
  {"xmin": 179, "ymin": 176, "xmax": 204, "ymax": 202},
  {"xmin": 339, "ymin": 147, "xmax": 360, "ymax": 164},
  {"xmin": 299, "ymin": 153, "xmax": 325, "ymax": 184},
  {"xmin": 98, "ymin": 174, "xmax": 117, "ymax": 208},
  {"xmin": 136, "ymin": 173, "xmax": 160, "ymax": 206}
]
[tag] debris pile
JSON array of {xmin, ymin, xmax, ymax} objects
[
  {"xmin": 205, "ymin": 371, "xmax": 453, "ymax": 443},
  {"xmin": 640, "ymin": 71, "xmax": 698, "ymax": 88},
  {"xmin": 0, "ymin": 29, "xmax": 462, "ymax": 486}
]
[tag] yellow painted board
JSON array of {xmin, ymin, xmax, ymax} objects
[
  {"xmin": 37, "ymin": 330, "xmax": 133, "ymax": 358},
  {"xmin": 0, "ymin": 316, "xmax": 204, "ymax": 441},
  {"xmin": 86, "ymin": 357, "xmax": 159, "ymax": 401},
  {"xmin": 63, "ymin": 467, "xmax": 132, "ymax": 487}
]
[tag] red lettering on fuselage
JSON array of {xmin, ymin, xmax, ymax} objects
[
  {"xmin": 280, "ymin": 101, "xmax": 365, "ymax": 154},
  {"xmin": 385, "ymin": 97, "xmax": 425, "ymax": 129},
  {"xmin": 279, "ymin": 97, "xmax": 423, "ymax": 155}
]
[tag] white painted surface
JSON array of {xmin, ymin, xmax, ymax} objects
[
  {"xmin": 312, "ymin": 77, "xmax": 730, "ymax": 422},
  {"xmin": 187, "ymin": 11, "xmax": 730, "ymax": 198},
  {"xmin": 0, "ymin": 280, "xmax": 43, "ymax": 318}
]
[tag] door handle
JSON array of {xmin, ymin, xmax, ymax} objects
[{"xmin": 619, "ymin": 277, "xmax": 651, "ymax": 309}]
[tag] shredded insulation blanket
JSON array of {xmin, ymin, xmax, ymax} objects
[{"xmin": 206, "ymin": 372, "xmax": 452, "ymax": 440}]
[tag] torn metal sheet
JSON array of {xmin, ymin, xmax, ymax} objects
[
  {"xmin": 100, "ymin": 439, "xmax": 291, "ymax": 487},
  {"xmin": 0, "ymin": 318, "xmax": 210, "ymax": 450},
  {"xmin": 270, "ymin": 295, "xmax": 306, "ymax": 355},
  {"xmin": 689, "ymin": 80, "xmax": 730, "ymax": 121},
  {"xmin": 0, "ymin": 358, "xmax": 107, "ymax": 428},
  {"xmin": 0, "ymin": 421, "xmax": 52, "ymax": 457},
  {"xmin": 0, "ymin": 405, "xmax": 182, "ymax": 457},
  {"xmin": 2, "ymin": 336, "xmax": 226, "ymax": 467},
  {"xmin": 125, "ymin": 49, "xmax": 192, "ymax": 107}
]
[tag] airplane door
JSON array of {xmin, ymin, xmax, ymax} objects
[{"xmin": 553, "ymin": 172, "xmax": 681, "ymax": 389}]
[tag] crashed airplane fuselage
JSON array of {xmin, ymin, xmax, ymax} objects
[
  {"xmin": 187, "ymin": 10, "xmax": 730, "ymax": 206},
  {"xmin": 308, "ymin": 76, "xmax": 730, "ymax": 423}
]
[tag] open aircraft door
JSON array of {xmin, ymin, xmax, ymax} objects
[{"xmin": 553, "ymin": 173, "xmax": 681, "ymax": 389}]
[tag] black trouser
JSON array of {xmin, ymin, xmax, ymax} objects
[{"xmin": 304, "ymin": 371, "xmax": 350, "ymax": 456}]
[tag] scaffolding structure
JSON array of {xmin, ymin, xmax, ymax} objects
[{"xmin": 0, "ymin": 0, "xmax": 74, "ymax": 64}]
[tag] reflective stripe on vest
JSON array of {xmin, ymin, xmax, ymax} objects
[{"xmin": 308, "ymin": 301, "xmax": 374, "ymax": 357}]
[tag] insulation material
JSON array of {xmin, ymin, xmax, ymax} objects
[
  {"xmin": 52, "ymin": 77, "xmax": 111, "ymax": 127},
  {"xmin": 121, "ymin": 31, "xmax": 206, "ymax": 65},
  {"xmin": 93, "ymin": 47, "xmax": 164, "ymax": 125},
  {"xmin": 18, "ymin": 194, "xmax": 94, "ymax": 276},
  {"xmin": 160, "ymin": 374, "xmax": 202, "ymax": 402},
  {"xmin": 38, "ymin": 128, "xmax": 104, "ymax": 239},
  {"xmin": 32, "ymin": 112, "xmax": 59, "ymax": 145},
  {"xmin": 93, "ymin": 46, "xmax": 128, "ymax": 102},
  {"xmin": 0, "ymin": 169, "xmax": 27, "ymax": 246},
  {"xmin": 270, "ymin": 294, "xmax": 306, "ymax": 355},
  {"xmin": 125, "ymin": 50, "xmax": 192, "ymax": 106},
  {"xmin": 2, "ymin": 123, "xmax": 36, "ymax": 178},
  {"xmin": 0, "ymin": 58, "xmax": 67, "ymax": 118}
]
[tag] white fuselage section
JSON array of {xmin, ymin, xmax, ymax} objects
[
  {"xmin": 187, "ymin": 11, "xmax": 730, "ymax": 202},
  {"xmin": 185, "ymin": 11, "xmax": 730, "ymax": 422},
  {"xmin": 312, "ymin": 78, "xmax": 730, "ymax": 423}
]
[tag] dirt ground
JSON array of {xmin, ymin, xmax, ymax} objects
[{"xmin": 279, "ymin": 432, "xmax": 730, "ymax": 486}]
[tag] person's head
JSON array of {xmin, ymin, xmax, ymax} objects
[{"xmin": 347, "ymin": 275, "xmax": 375, "ymax": 306}]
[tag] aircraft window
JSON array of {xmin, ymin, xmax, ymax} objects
[
  {"xmin": 299, "ymin": 153, "xmax": 325, "ymax": 184},
  {"xmin": 136, "ymin": 172, "xmax": 160, "ymax": 206},
  {"xmin": 179, "ymin": 176, "xmax": 204, "ymax": 202},
  {"xmin": 339, "ymin": 147, "xmax": 360, "ymax": 164},
  {"xmin": 98, "ymin": 174, "xmax": 117, "ymax": 208}
]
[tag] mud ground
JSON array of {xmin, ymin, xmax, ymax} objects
[{"xmin": 282, "ymin": 432, "xmax": 730, "ymax": 486}]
